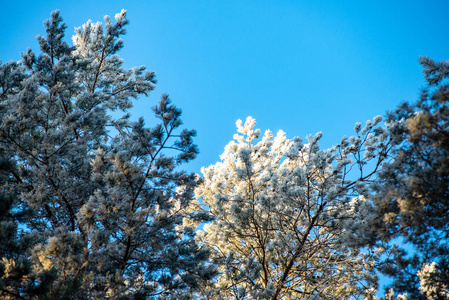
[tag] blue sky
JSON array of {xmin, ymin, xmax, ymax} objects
[
  {"xmin": 1, "ymin": 0, "xmax": 448, "ymax": 174},
  {"xmin": 1, "ymin": 0, "xmax": 448, "ymax": 293}
]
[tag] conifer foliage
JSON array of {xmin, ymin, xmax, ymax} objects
[
  {"xmin": 0, "ymin": 10, "xmax": 213, "ymax": 299},
  {"xmin": 370, "ymin": 57, "xmax": 449, "ymax": 299},
  {"xmin": 2, "ymin": 8, "xmax": 449, "ymax": 300},
  {"xmin": 191, "ymin": 116, "xmax": 391, "ymax": 299}
]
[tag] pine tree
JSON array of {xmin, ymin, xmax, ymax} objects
[
  {"xmin": 370, "ymin": 57, "xmax": 449, "ymax": 299},
  {"xmin": 190, "ymin": 116, "xmax": 392, "ymax": 299},
  {"xmin": 0, "ymin": 158, "xmax": 44, "ymax": 298},
  {"xmin": 0, "ymin": 10, "xmax": 214, "ymax": 299}
]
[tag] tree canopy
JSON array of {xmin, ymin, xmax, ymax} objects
[
  {"xmin": 190, "ymin": 116, "xmax": 391, "ymax": 299},
  {"xmin": 1, "ymin": 9, "xmax": 448, "ymax": 300},
  {"xmin": 0, "ymin": 10, "xmax": 213, "ymax": 299},
  {"xmin": 369, "ymin": 57, "xmax": 449, "ymax": 299}
]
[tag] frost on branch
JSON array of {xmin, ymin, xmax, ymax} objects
[
  {"xmin": 0, "ymin": 10, "xmax": 212, "ymax": 299},
  {"xmin": 192, "ymin": 116, "xmax": 391, "ymax": 299},
  {"xmin": 417, "ymin": 262, "xmax": 449, "ymax": 299},
  {"xmin": 369, "ymin": 57, "xmax": 449, "ymax": 299}
]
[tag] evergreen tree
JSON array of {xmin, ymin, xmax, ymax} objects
[
  {"xmin": 0, "ymin": 10, "xmax": 213, "ymax": 299},
  {"xmin": 190, "ymin": 116, "xmax": 392, "ymax": 299},
  {"xmin": 0, "ymin": 158, "xmax": 45, "ymax": 298},
  {"xmin": 370, "ymin": 57, "xmax": 449, "ymax": 299}
]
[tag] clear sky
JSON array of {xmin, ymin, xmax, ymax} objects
[
  {"xmin": 1, "ymin": 0, "xmax": 448, "ymax": 294},
  {"xmin": 1, "ymin": 0, "xmax": 448, "ymax": 173}
]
